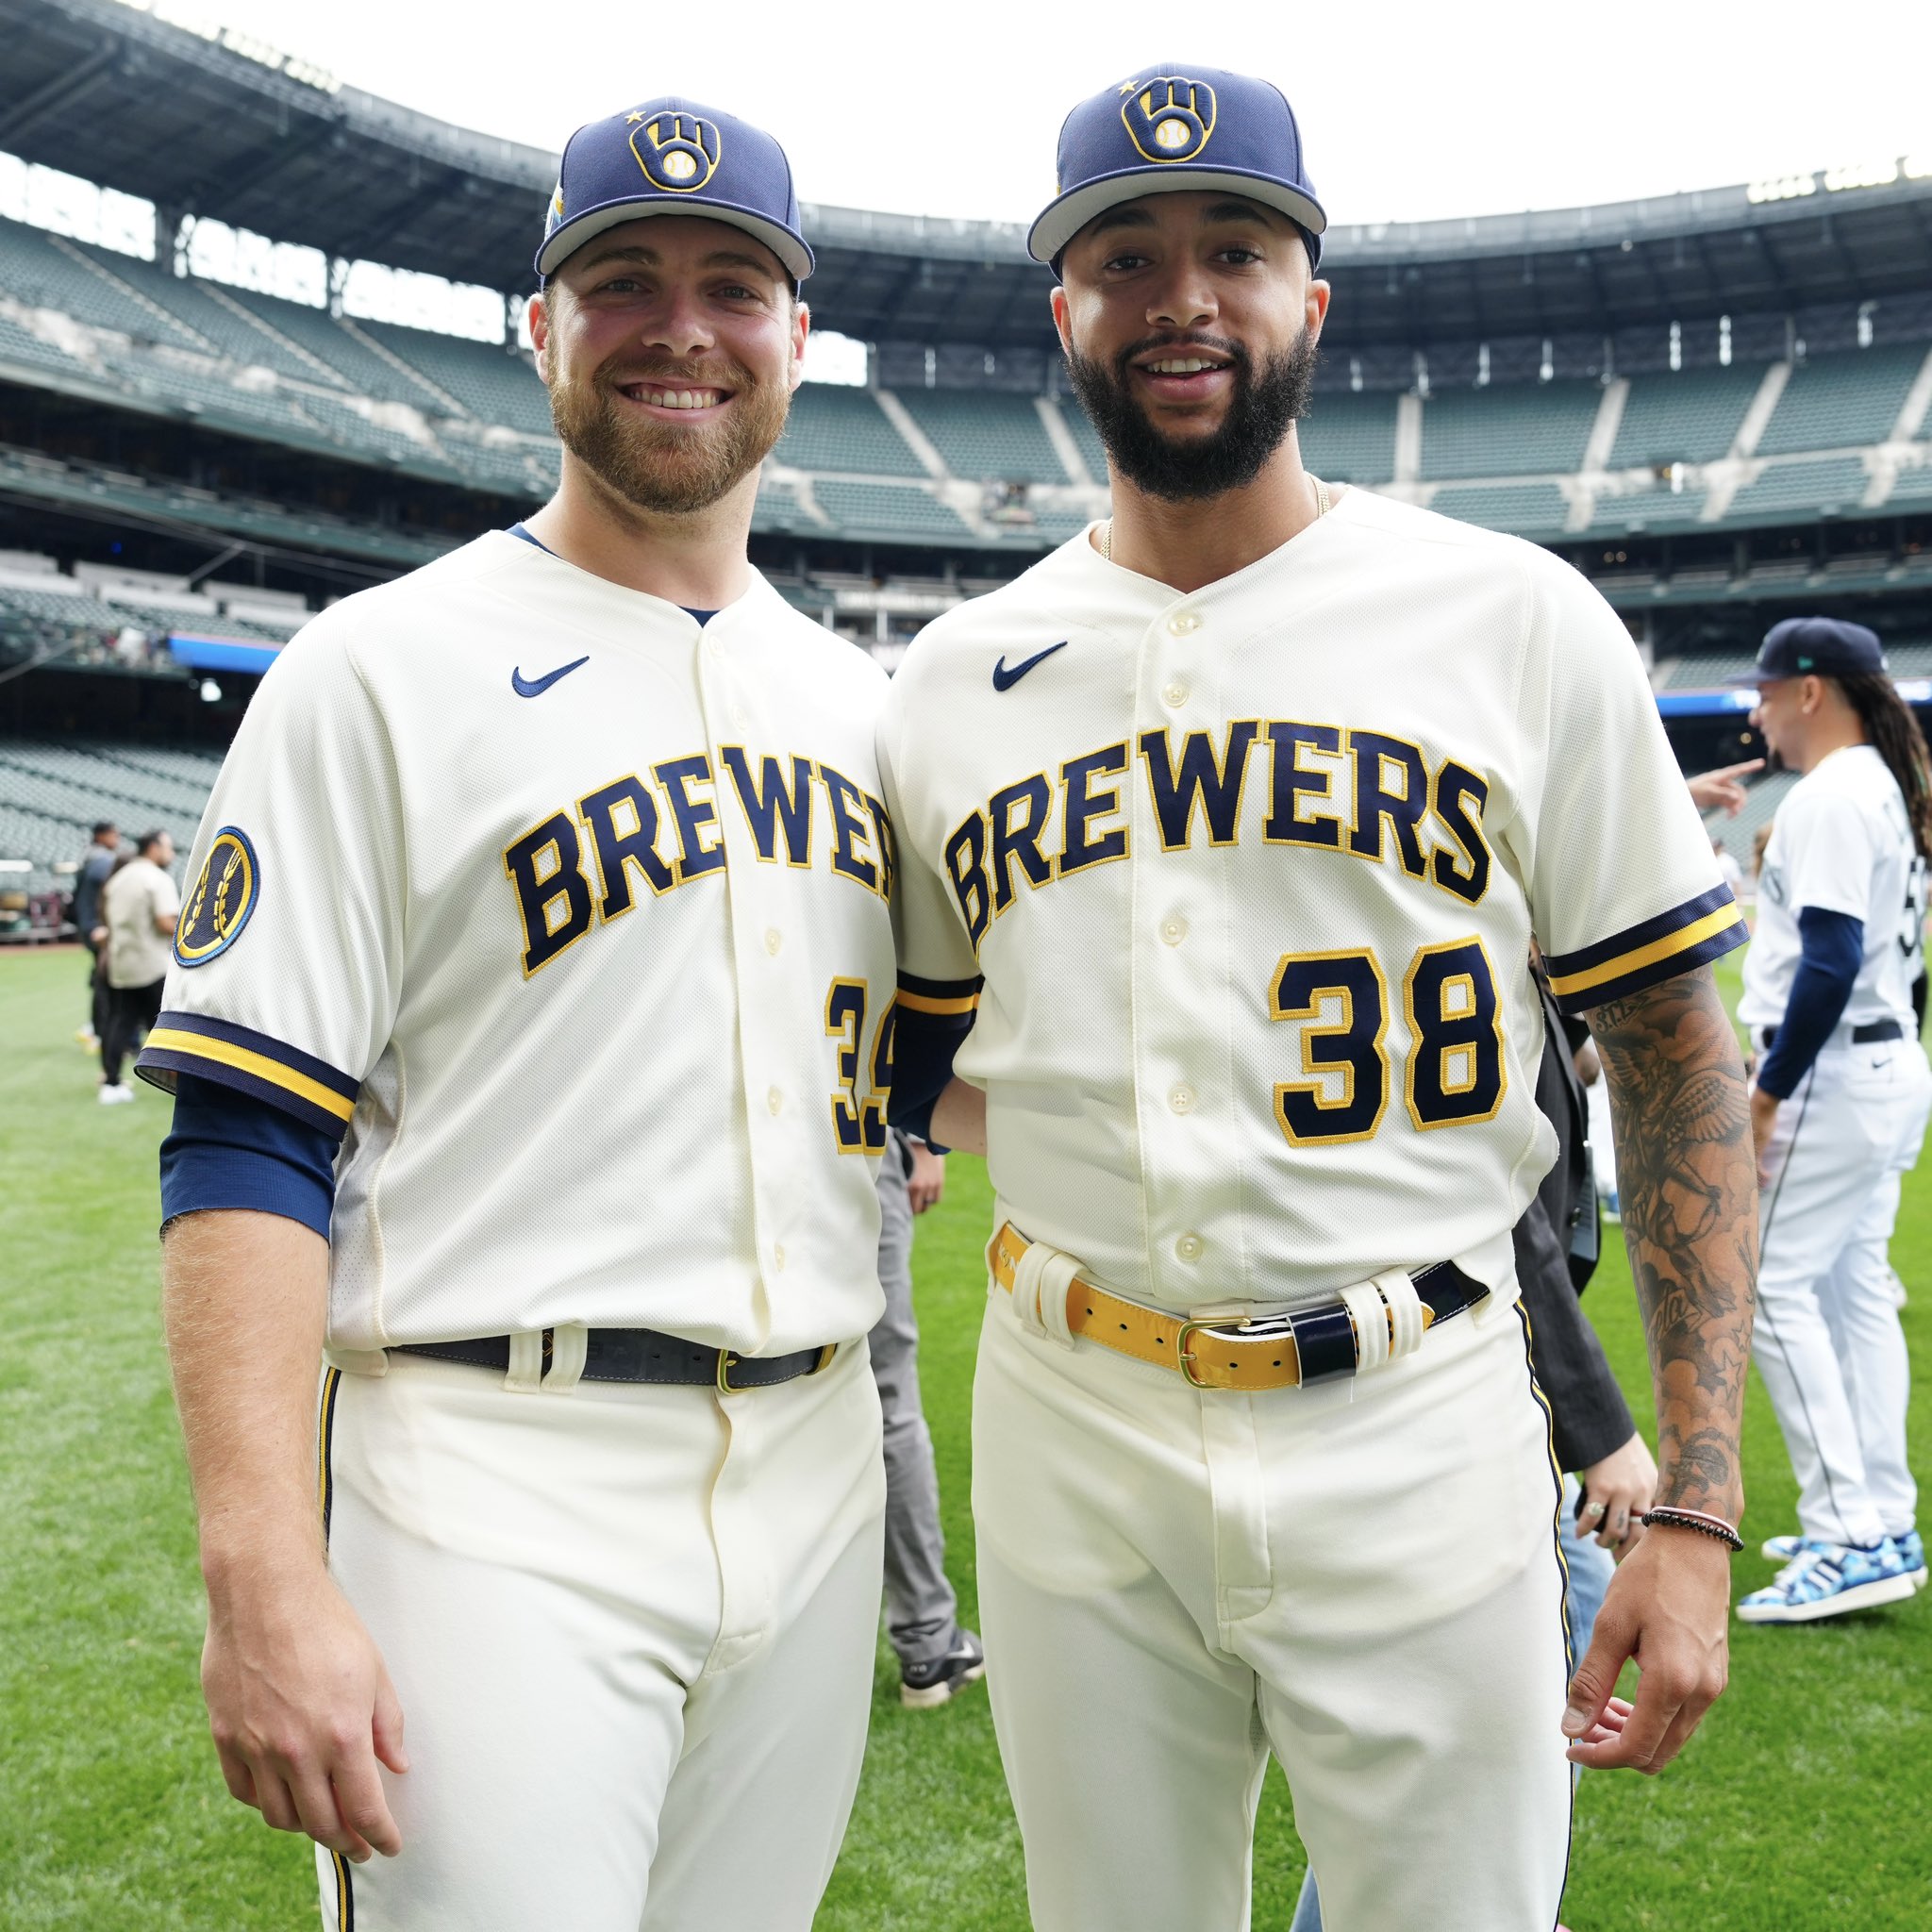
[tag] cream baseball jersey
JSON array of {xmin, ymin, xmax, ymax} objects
[
  {"xmin": 881, "ymin": 489, "xmax": 1746, "ymax": 1310},
  {"xmin": 140, "ymin": 531, "xmax": 897, "ymax": 1354},
  {"xmin": 1739, "ymin": 744, "xmax": 1924, "ymax": 1031}
]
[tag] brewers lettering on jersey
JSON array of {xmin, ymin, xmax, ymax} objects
[
  {"xmin": 1730, "ymin": 616, "xmax": 1932, "ymax": 1624},
  {"xmin": 880, "ymin": 64, "xmax": 1759, "ymax": 1932},
  {"xmin": 141, "ymin": 97, "xmax": 894, "ymax": 1932}
]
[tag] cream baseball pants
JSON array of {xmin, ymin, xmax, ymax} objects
[
  {"xmin": 972, "ymin": 1272, "xmax": 1574, "ymax": 1932},
  {"xmin": 314, "ymin": 1337, "xmax": 886, "ymax": 1931}
]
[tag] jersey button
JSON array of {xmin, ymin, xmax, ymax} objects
[
  {"xmin": 1167, "ymin": 612, "xmax": 1201, "ymax": 637},
  {"xmin": 1175, "ymin": 1233, "xmax": 1204, "ymax": 1263},
  {"xmin": 764, "ymin": 927, "xmax": 783, "ymax": 955},
  {"xmin": 767, "ymin": 1086, "xmax": 784, "ymax": 1115},
  {"xmin": 1160, "ymin": 915, "xmax": 1188, "ymax": 946},
  {"xmin": 773, "ymin": 1243, "xmax": 787, "ymax": 1273},
  {"xmin": 1169, "ymin": 1083, "xmax": 1195, "ymax": 1114},
  {"xmin": 1161, "ymin": 679, "xmax": 1190, "ymax": 709}
]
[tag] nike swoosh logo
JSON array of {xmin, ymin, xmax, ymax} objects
[
  {"xmin": 511, "ymin": 655, "xmax": 590, "ymax": 698},
  {"xmin": 992, "ymin": 641, "xmax": 1068, "ymax": 691}
]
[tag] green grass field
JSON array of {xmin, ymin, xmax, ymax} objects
[{"xmin": 2, "ymin": 944, "xmax": 1927, "ymax": 1929}]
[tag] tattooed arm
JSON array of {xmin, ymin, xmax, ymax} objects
[{"xmin": 1558, "ymin": 962, "xmax": 1757, "ymax": 1774}]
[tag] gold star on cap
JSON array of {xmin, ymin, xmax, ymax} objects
[{"xmin": 625, "ymin": 111, "xmax": 645, "ymax": 123}]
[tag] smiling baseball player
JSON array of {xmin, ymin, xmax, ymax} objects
[
  {"xmin": 881, "ymin": 66, "xmax": 1758, "ymax": 1932},
  {"xmin": 140, "ymin": 98, "xmax": 895, "ymax": 1931}
]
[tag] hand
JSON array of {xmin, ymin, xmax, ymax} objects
[
  {"xmin": 906, "ymin": 1141, "xmax": 947, "ymax": 1214},
  {"xmin": 1560, "ymin": 1525, "xmax": 1730, "ymax": 1774},
  {"xmin": 1575, "ymin": 1432, "xmax": 1658, "ymax": 1553},
  {"xmin": 1750, "ymin": 1085, "xmax": 1780, "ymax": 1186},
  {"xmin": 202, "ymin": 1558, "xmax": 408, "ymax": 1862},
  {"xmin": 1685, "ymin": 760, "xmax": 1764, "ymax": 816}
]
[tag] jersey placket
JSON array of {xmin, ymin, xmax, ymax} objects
[
  {"xmin": 1129, "ymin": 595, "xmax": 1242, "ymax": 1307},
  {"xmin": 699, "ymin": 621, "xmax": 799, "ymax": 1324}
]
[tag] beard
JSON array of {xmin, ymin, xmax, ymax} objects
[
  {"xmin": 1066, "ymin": 326, "xmax": 1319, "ymax": 502},
  {"xmin": 547, "ymin": 353, "xmax": 789, "ymax": 517}
]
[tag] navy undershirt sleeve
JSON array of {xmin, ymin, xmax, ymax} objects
[
  {"xmin": 888, "ymin": 1007, "xmax": 978, "ymax": 1147},
  {"xmin": 1757, "ymin": 908, "xmax": 1865, "ymax": 1099},
  {"xmin": 159, "ymin": 1072, "xmax": 339, "ymax": 1239}
]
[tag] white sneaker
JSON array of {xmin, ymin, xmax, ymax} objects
[{"xmin": 98, "ymin": 1083, "xmax": 135, "ymax": 1105}]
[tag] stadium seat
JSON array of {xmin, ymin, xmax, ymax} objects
[
  {"xmin": 360, "ymin": 322, "xmax": 556, "ymax": 438},
  {"xmin": 1609, "ymin": 365, "xmax": 1765, "ymax": 469},
  {"xmin": 893, "ymin": 390, "xmax": 1070, "ymax": 484},
  {"xmin": 1430, "ymin": 482, "xmax": 1569, "ymax": 537},
  {"xmin": 811, "ymin": 479, "xmax": 973, "ymax": 540},
  {"xmin": 754, "ymin": 477, "xmax": 821, "ymax": 536},
  {"xmin": 103, "ymin": 354, "xmax": 323, "ymax": 441},
  {"xmin": 774, "ymin": 388, "xmax": 925, "ymax": 476},
  {"xmin": 1053, "ymin": 399, "xmax": 1109, "ymax": 483},
  {"xmin": 1724, "ymin": 456, "xmax": 1871, "ymax": 525},
  {"xmin": 1588, "ymin": 481, "xmax": 1710, "ymax": 534},
  {"xmin": 1420, "ymin": 381, "xmax": 1601, "ymax": 481},
  {"xmin": 0, "ymin": 313, "xmax": 82, "ymax": 376},
  {"xmin": 1755, "ymin": 345, "xmax": 1925, "ymax": 457},
  {"xmin": 1299, "ymin": 391, "xmax": 1399, "ymax": 486},
  {"xmin": 0, "ymin": 215, "xmax": 201, "ymax": 350},
  {"xmin": 217, "ymin": 290, "xmax": 448, "ymax": 410},
  {"xmin": 67, "ymin": 242, "xmax": 341, "ymax": 388}
]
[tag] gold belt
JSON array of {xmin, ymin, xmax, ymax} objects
[{"xmin": 990, "ymin": 1222, "xmax": 1466, "ymax": 1391}]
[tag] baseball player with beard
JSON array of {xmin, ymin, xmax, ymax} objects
[
  {"xmin": 141, "ymin": 99, "xmax": 894, "ymax": 1932},
  {"xmin": 881, "ymin": 67, "xmax": 1758, "ymax": 1932}
]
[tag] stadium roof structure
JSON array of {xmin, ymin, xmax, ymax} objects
[{"xmin": 4, "ymin": 0, "xmax": 1932, "ymax": 357}]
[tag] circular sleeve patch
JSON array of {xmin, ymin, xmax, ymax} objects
[{"xmin": 174, "ymin": 827, "xmax": 260, "ymax": 967}]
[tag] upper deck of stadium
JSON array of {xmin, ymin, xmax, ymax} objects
[{"xmin": 1, "ymin": 0, "xmax": 1929, "ymax": 616}]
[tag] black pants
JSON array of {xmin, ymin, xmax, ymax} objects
[
  {"xmin": 102, "ymin": 978, "xmax": 163, "ymax": 1087},
  {"xmin": 84, "ymin": 938, "xmax": 112, "ymax": 1042}
]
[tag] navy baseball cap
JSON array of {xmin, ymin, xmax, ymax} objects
[
  {"xmin": 1730, "ymin": 616, "xmax": 1888, "ymax": 685},
  {"xmin": 1030, "ymin": 66, "xmax": 1327, "ymax": 274},
  {"xmin": 536, "ymin": 97, "xmax": 812, "ymax": 285}
]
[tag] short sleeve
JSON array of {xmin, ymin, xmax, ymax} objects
[
  {"xmin": 136, "ymin": 624, "xmax": 405, "ymax": 1141},
  {"xmin": 1521, "ymin": 561, "xmax": 1747, "ymax": 1014},
  {"xmin": 1776, "ymin": 791, "xmax": 1879, "ymax": 925},
  {"xmin": 876, "ymin": 678, "xmax": 983, "ymax": 1003}
]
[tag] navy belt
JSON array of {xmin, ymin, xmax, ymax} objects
[
  {"xmin": 1757, "ymin": 1018, "xmax": 1904, "ymax": 1050},
  {"xmin": 396, "ymin": 1328, "xmax": 837, "ymax": 1392}
]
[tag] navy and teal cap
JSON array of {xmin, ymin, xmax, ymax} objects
[
  {"xmin": 1029, "ymin": 66, "xmax": 1326, "ymax": 274},
  {"xmin": 537, "ymin": 96, "xmax": 812, "ymax": 284},
  {"xmin": 1730, "ymin": 616, "xmax": 1887, "ymax": 685}
]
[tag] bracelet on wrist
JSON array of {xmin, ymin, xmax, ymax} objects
[{"xmin": 1641, "ymin": 1506, "xmax": 1743, "ymax": 1552}]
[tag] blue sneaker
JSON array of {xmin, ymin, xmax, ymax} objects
[
  {"xmin": 1897, "ymin": 1529, "xmax": 1926, "ymax": 1590},
  {"xmin": 1759, "ymin": 1531, "xmax": 1831, "ymax": 1564},
  {"xmin": 1764, "ymin": 1528, "xmax": 1927, "ymax": 1587},
  {"xmin": 1737, "ymin": 1540, "xmax": 1919, "ymax": 1624}
]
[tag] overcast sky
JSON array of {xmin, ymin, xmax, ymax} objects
[{"xmin": 157, "ymin": 0, "xmax": 1930, "ymax": 230}]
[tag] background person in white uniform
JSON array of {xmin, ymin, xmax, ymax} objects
[{"xmin": 1733, "ymin": 616, "xmax": 1932, "ymax": 1623}]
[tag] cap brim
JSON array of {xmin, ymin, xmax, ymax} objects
[
  {"xmin": 537, "ymin": 197, "xmax": 812, "ymax": 283},
  {"xmin": 1723, "ymin": 665, "xmax": 1773, "ymax": 686},
  {"xmin": 1028, "ymin": 166, "xmax": 1327, "ymax": 268}
]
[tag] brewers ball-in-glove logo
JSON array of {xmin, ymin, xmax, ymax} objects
[
  {"xmin": 629, "ymin": 110, "xmax": 722, "ymax": 193},
  {"xmin": 175, "ymin": 826, "xmax": 260, "ymax": 967},
  {"xmin": 1121, "ymin": 76, "xmax": 1217, "ymax": 164}
]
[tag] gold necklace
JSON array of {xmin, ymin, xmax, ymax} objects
[{"xmin": 1102, "ymin": 476, "xmax": 1331, "ymax": 563}]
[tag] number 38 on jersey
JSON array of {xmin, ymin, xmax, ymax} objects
[{"xmin": 1270, "ymin": 936, "xmax": 1504, "ymax": 1146}]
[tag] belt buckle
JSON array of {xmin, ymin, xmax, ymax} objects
[
  {"xmin": 716, "ymin": 1348, "xmax": 743, "ymax": 1394},
  {"xmin": 1174, "ymin": 1313, "xmax": 1293, "ymax": 1390}
]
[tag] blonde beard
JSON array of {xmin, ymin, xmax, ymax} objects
[{"xmin": 548, "ymin": 368, "xmax": 790, "ymax": 517}]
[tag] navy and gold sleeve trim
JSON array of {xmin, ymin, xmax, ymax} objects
[
  {"xmin": 894, "ymin": 970, "xmax": 984, "ymax": 1017},
  {"xmin": 1544, "ymin": 885, "xmax": 1748, "ymax": 1014},
  {"xmin": 136, "ymin": 1010, "xmax": 360, "ymax": 1141}
]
